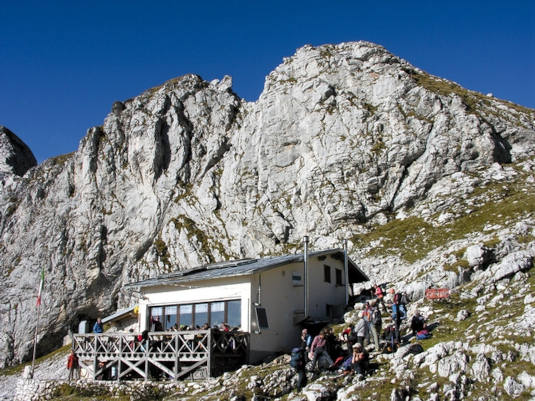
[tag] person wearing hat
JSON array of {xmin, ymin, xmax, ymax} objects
[{"xmin": 351, "ymin": 343, "xmax": 369, "ymax": 376}]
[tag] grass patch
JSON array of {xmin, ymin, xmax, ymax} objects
[
  {"xmin": 353, "ymin": 170, "xmax": 535, "ymax": 263},
  {"xmin": 483, "ymin": 236, "xmax": 501, "ymax": 248},
  {"xmin": 50, "ymin": 152, "xmax": 74, "ymax": 167},
  {"xmin": 363, "ymin": 102, "xmax": 378, "ymax": 115},
  {"xmin": 371, "ymin": 139, "xmax": 386, "ymax": 155},
  {"xmin": 405, "ymin": 69, "xmax": 535, "ymax": 119},
  {"xmin": 170, "ymin": 215, "xmax": 215, "ymax": 263},
  {"xmin": 443, "ymin": 258, "xmax": 469, "ymax": 273},
  {"xmin": 0, "ymin": 344, "xmax": 71, "ymax": 377},
  {"xmin": 51, "ymin": 383, "xmax": 131, "ymax": 401}
]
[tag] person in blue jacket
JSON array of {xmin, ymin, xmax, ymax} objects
[{"xmin": 93, "ymin": 317, "xmax": 103, "ymax": 333}]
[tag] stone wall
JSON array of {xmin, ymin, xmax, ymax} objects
[{"xmin": 14, "ymin": 378, "xmax": 185, "ymax": 401}]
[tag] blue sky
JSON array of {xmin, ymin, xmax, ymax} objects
[{"xmin": 2, "ymin": 1, "xmax": 534, "ymax": 163}]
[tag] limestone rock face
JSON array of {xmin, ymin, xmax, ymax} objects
[
  {"xmin": 0, "ymin": 126, "xmax": 37, "ymax": 178},
  {"xmin": 0, "ymin": 41, "xmax": 534, "ymax": 367}
]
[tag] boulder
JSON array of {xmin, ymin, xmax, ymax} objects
[
  {"xmin": 465, "ymin": 245, "xmax": 493, "ymax": 269},
  {"xmin": 490, "ymin": 251, "xmax": 533, "ymax": 282},
  {"xmin": 503, "ymin": 376, "xmax": 524, "ymax": 398}
]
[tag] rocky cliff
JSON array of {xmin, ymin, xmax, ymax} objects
[{"xmin": 1, "ymin": 41, "xmax": 534, "ymax": 370}]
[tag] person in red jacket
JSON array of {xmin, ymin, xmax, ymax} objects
[
  {"xmin": 67, "ymin": 351, "xmax": 79, "ymax": 381},
  {"xmin": 374, "ymin": 284, "xmax": 388, "ymax": 313}
]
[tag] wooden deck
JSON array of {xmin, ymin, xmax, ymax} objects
[{"xmin": 72, "ymin": 329, "xmax": 249, "ymax": 381}]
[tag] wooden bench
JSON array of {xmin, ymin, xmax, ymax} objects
[{"xmin": 425, "ymin": 288, "xmax": 450, "ymax": 300}]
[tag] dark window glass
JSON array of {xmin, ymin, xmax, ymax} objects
[
  {"xmin": 179, "ymin": 304, "xmax": 192, "ymax": 328},
  {"xmin": 195, "ymin": 303, "xmax": 209, "ymax": 328},
  {"xmin": 210, "ymin": 302, "xmax": 225, "ymax": 327},
  {"xmin": 324, "ymin": 265, "xmax": 331, "ymax": 283},
  {"xmin": 164, "ymin": 306, "xmax": 177, "ymax": 330},
  {"xmin": 336, "ymin": 269, "xmax": 343, "ymax": 286},
  {"xmin": 150, "ymin": 307, "xmax": 163, "ymax": 330},
  {"xmin": 227, "ymin": 300, "xmax": 241, "ymax": 328}
]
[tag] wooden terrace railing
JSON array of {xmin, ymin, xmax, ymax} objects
[{"xmin": 72, "ymin": 329, "xmax": 249, "ymax": 381}]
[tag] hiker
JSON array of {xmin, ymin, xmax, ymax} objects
[
  {"xmin": 410, "ymin": 310, "xmax": 426, "ymax": 336},
  {"xmin": 391, "ymin": 301, "xmax": 402, "ymax": 344},
  {"xmin": 398, "ymin": 292, "xmax": 409, "ymax": 317},
  {"xmin": 368, "ymin": 300, "xmax": 382, "ymax": 351},
  {"xmin": 382, "ymin": 325, "xmax": 397, "ymax": 353},
  {"xmin": 93, "ymin": 317, "xmax": 103, "ymax": 334},
  {"xmin": 353, "ymin": 311, "xmax": 370, "ymax": 346},
  {"xmin": 351, "ymin": 343, "xmax": 369, "ymax": 377},
  {"xmin": 324, "ymin": 327, "xmax": 338, "ymax": 359},
  {"xmin": 152, "ymin": 316, "xmax": 163, "ymax": 332},
  {"xmin": 386, "ymin": 288, "xmax": 396, "ymax": 304},
  {"xmin": 300, "ymin": 328, "xmax": 313, "ymax": 354},
  {"xmin": 340, "ymin": 324, "xmax": 355, "ymax": 350},
  {"xmin": 309, "ymin": 329, "xmax": 333, "ymax": 371},
  {"xmin": 374, "ymin": 283, "xmax": 388, "ymax": 313},
  {"xmin": 67, "ymin": 350, "xmax": 79, "ymax": 381},
  {"xmin": 363, "ymin": 302, "xmax": 372, "ymax": 320},
  {"xmin": 290, "ymin": 346, "xmax": 307, "ymax": 390}
]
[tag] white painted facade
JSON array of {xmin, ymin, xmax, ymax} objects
[
  {"xmin": 138, "ymin": 252, "xmax": 355, "ymax": 362},
  {"xmin": 139, "ymin": 276, "xmax": 252, "ymax": 332}
]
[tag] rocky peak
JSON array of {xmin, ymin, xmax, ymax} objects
[
  {"xmin": 0, "ymin": 126, "xmax": 37, "ymax": 178},
  {"xmin": 0, "ymin": 41, "xmax": 534, "ymax": 373}
]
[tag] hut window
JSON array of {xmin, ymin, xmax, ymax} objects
[
  {"xmin": 194, "ymin": 303, "xmax": 209, "ymax": 328},
  {"xmin": 164, "ymin": 306, "xmax": 177, "ymax": 330},
  {"xmin": 149, "ymin": 307, "xmax": 163, "ymax": 330},
  {"xmin": 292, "ymin": 272, "xmax": 303, "ymax": 286},
  {"xmin": 335, "ymin": 268, "xmax": 343, "ymax": 286},
  {"xmin": 151, "ymin": 300, "xmax": 241, "ymax": 330},
  {"xmin": 324, "ymin": 265, "xmax": 331, "ymax": 283},
  {"xmin": 210, "ymin": 302, "xmax": 225, "ymax": 327},
  {"xmin": 227, "ymin": 300, "xmax": 241, "ymax": 328},
  {"xmin": 179, "ymin": 304, "xmax": 193, "ymax": 327}
]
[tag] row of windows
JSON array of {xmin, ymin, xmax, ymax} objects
[
  {"xmin": 324, "ymin": 264, "xmax": 343, "ymax": 286},
  {"xmin": 292, "ymin": 266, "xmax": 344, "ymax": 286},
  {"xmin": 149, "ymin": 300, "xmax": 241, "ymax": 330}
]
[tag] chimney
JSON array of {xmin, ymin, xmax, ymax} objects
[
  {"xmin": 344, "ymin": 239, "xmax": 349, "ymax": 305},
  {"xmin": 303, "ymin": 235, "xmax": 309, "ymax": 318}
]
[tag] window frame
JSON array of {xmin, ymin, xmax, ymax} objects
[
  {"xmin": 335, "ymin": 268, "xmax": 343, "ymax": 286},
  {"xmin": 149, "ymin": 299, "xmax": 241, "ymax": 330},
  {"xmin": 323, "ymin": 264, "xmax": 331, "ymax": 283}
]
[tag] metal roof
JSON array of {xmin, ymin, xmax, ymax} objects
[
  {"xmin": 125, "ymin": 248, "xmax": 368, "ymax": 289},
  {"xmin": 102, "ymin": 306, "xmax": 136, "ymax": 324}
]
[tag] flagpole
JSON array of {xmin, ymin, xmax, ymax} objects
[
  {"xmin": 30, "ymin": 301, "xmax": 41, "ymax": 379},
  {"xmin": 30, "ymin": 268, "xmax": 44, "ymax": 379}
]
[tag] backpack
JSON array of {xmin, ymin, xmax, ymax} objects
[
  {"xmin": 371, "ymin": 308, "xmax": 382, "ymax": 325},
  {"xmin": 393, "ymin": 293, "xmax": 401, "ymax": 304},
  {"xmin": 290, "ymin": 347, "xmax": 304, "ymax": 369},
  {"xmin": 407, "ymin": 343, "xmax": 424, "ymax": 355},
  {"xmin": 416, "ymin": 330, "xmax": 431, "ymax": 340},
  {"xmin": 401, "ymin": 293, "xmax": 410, "ymax": 305}
]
